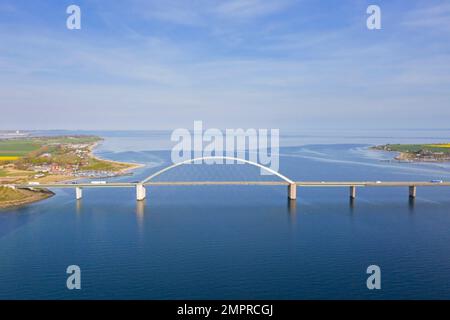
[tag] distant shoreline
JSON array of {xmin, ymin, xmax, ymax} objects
[{"xmin": 372, "ymin": 143, "xmax": 450, "ymax": 163}]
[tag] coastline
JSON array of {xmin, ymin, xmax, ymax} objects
[
  {"xmin": 88, "ymin": 141, "xmax": 146, "ymax": 174},
  {"xmin": 394, "ymin": 152, "xmax": 414, "ymax": 162},
  {"xmin": 371, "ymin": 145, "xmax": 450, "ymax": 163},
  {"xmin": 0, "ymin": 140, "xmax": 145, "ymax": 210},
  {"xmin": 394, "ymin": 151, "xmax": 450, "ymax": 163},
  {"xmin": 0, "ymin": 188, "xmax": 54, "ymax": 210}
]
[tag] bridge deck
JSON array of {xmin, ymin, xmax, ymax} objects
[{"xmin": 7, "ymin": 181, "xmax": 450, "ymax": 188}]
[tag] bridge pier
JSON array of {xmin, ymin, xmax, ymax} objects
[
  {"xmin": 75, "ymin": 187, "xmax": 83, "ymax": 200},
  {"xmin": 409, "ymin": 186, "xmax": 417, "ymax": 199},
  {"xmin": 288, "ymin": 183, "xmax": 297, "ymax": 200},
  {"xmin": 136, "ymin": 184, "xmax": 146, "ymax": 201},
  {"xmin": 350, "ymin": 186, "xmax": 356, "ymax": 199}
]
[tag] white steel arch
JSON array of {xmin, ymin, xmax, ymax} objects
[{"xmin": 141, "ymin": 156, "xmax": 294, "ymax": 185}]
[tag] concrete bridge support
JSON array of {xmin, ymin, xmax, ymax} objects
[
  {"xmin": 288, "ymin": 183, "xmax": 297, "ymax": 200},
  {"xmin": 75, "ymin": 187, "xmax": 83, "ymax": 200},
  {"xmin": 350, "ymin": 186, "xmax": 356, "ymax": 199},
  {"xmin": 136, "ymin": 183, "xmax": 146, "ymax": 201},
  {"xmin": 409, "ymin": 186, "xmax": 417, "ymax": 199}
]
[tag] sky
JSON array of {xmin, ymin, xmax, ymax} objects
[{"xmin": 0, "ymin": 0, "xmax": 450, "ymax": 131}]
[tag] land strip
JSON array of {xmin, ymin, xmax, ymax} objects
[{"xmin": 0, "ymin": 135, "xmax": 143, "ymax": 208}]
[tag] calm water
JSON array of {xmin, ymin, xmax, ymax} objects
[{"xmin": 1, "ymin": 130, "xmax": 450, "ymax": 299}]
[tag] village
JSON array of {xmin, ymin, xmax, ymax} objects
[
  {"xmin": 0, "ymin": 135, "xmax": 136, "ymax": 185},
  {"xmin": 25, "ymin": 143, "xmax": 119, "ymax": 179}
]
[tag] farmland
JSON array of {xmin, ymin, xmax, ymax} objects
[
  {"xmin": 373, "ymin": 143, "xmax": 450, "ymax": 162},
  {"xmin": 0, "ymin": 136, "xmax": 100, "ymax": 159},
  {"xmin": 0, "ymin": 139, "xmax": 40, "ymax": 157},
  {"xmin": 0, "ymin": 135, "xmax": 141, "ymax": 208}
]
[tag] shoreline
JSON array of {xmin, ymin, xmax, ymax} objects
[
  {"xmin": 394, "ymin": 151, "xmax": 450, "ymax": 163},
  {"xmin": 0, "ymin": 140, "xmax": 145, "ymax": 210},
  {"xmin": 88, "ymin": 141, "xmax": 146, "ymax": 174},
  {"xmin": 0, "ymin": 188, "xmax": 54, "ymax": 210},
  {"xmin": 371, "ymin": 145, "xmax": 450, "ymax": 163}
]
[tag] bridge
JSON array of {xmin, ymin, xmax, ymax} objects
[{"xmin": 5, "ymin": 156, "xmax": 450, "ymax": 202}]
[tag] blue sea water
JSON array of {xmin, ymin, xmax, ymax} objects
[{"xmin": 1, "ymin": 130, "xmax": 450, "ymax": 299}]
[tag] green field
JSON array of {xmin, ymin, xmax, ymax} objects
[
  {"xmin": 33, "ymin": 136, "xmax": 100, "ymax": 144},
  {"xmin": 380, "ymin": 144, "xmax": 450, "ymax": 154},
  {"xmin": 0, "ymin": 136, "xmax": 101, "ymax": 158},
  {"xmin": 0, "ymin": 140, "xmax": 41, "ymax": 157}
]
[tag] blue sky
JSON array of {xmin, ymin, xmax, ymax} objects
[{"xmin": 0, "ymin": 0, "xmax": 449, "ymax": 130}]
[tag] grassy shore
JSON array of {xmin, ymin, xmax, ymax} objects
[
  {"xmin": 373, "ymin": 143, "xmax": 450, "ymax": 162},
  {"xmin": 0, "ymin": 135, "xmax": 143, "ymax": 209},
  {"xmin": 0, "ymin": 186, "xmax": 54, "ymax": 209}
]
